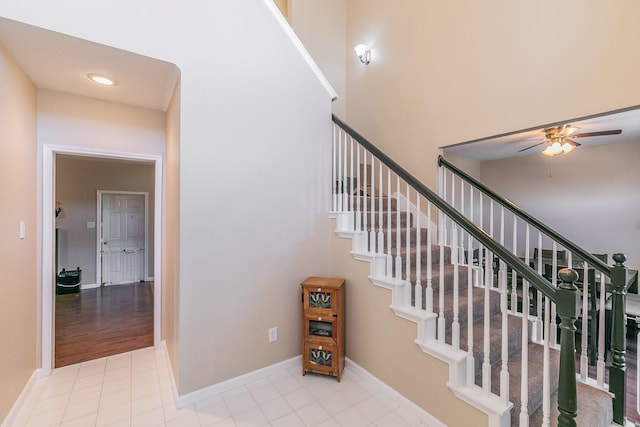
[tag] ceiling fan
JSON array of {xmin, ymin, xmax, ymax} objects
[{"xmin": 518, "ymin": 124, "xmax": 622, "ymax": 156}]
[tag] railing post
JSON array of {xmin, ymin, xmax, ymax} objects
[
  {"xmin": 556, "ymin": 268, "xmax": 579, "ymax": 427},
  {"xmin": 610, "ymin": 253, "xmax": 629, "ymax": 425}
]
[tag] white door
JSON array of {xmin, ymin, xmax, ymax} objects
[{"xmin": 101, "ymin": 193, "xmax": 146, "ymax": 285}]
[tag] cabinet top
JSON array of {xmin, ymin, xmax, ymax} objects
[{"xmin": 301, "ymin": 276, "xmax": 345, "ymax": 289}]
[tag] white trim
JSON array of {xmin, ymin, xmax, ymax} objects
[
  {"xmin": 263, "ymin": 0, "xmax": 338, "ymax": 102},
  {"xmin": 42, "ymin": 144, "xmax": 163, "ymax": 374},
  {"xmin": 345, "ymin": 358, "xmax": 447, "ymax": 427},
  {"xmin": 96, "ymin": 190, "xmax": 149, "ymax": 286},
  {"xmin": 0, "ymin": 368, "xmax": 42, "ymax": 427},
  {"xmin": 80, "ymin": 283, "xmax": 98, "ymax": 290},
  {"xmin": 175, "ymin": 356, "xmax": 302, "ymax": 409}
]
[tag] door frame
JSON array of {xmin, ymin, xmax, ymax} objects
[
  {"xmin": 43, "ymin": 144, "xmax": 163, "ymax": 375},
  {"xmin": 96, "ymin": 191, "xmax": 150, "ymax": 286}
]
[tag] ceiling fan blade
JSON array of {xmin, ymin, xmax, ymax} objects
[
  {"xmin": 571, "ymin": 129, "xmax": 622, "ymax": 138},
  {"xmin": 518, "ymin": 141, "xmax": 546, "ymax": 152}
]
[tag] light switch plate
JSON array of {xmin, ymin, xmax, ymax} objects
[{"xmin": 19, "ymin": 221, "xmax": 25, "ymax": 239}]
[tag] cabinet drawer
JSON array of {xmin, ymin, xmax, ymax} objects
[
  {"xmin": 303, "ymin": 314, "xmax": 336, "ymax": 343},
  {"xmin": 303, "ymin": 342, "xmax": 337, "ymax": 376},
  {"xmin": 303, "ymin": 287, "xmax": 337, "ymax": 314}
]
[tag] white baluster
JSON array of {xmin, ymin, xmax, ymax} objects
[
  {"xmin": 426, "ymin": 202, "xmax": 433, "ymax": 313},
  {"xmin": 386, "ymin": 168, "xmax": 392, "ymax": 276},
  {"xmin": 342, "ymin": 133, "xmax": 348, "ymax": 212},
  {"xmin": 580, "ymin": 261, "xmax": 589, "ymax": 380},
  {"xmin": 336, "ymin": 129, "xmax": 342, "ymax": 212},
  {"xmin": 534, "ymin": 231, "xmax": 543, "ymax": 342},
  {"xmin": 452, "ymin": 224, "xmax": 460, "ymax": 350},
  {"xmin": 451, "ymin": 175, "xmax": 456, "ymax": 262},
  {"xmin": 349, "ymin": 137, "xmax": 354, "ymax": 218},
  {"xmin": 482, "ymin": 243, "xmax": 491, "ymax": 395},
  {"xmin": 511, "ymin": 220, "xmax": 518, "ymax": 313},
  {"xmin": 395, "ymin": 176, "xmax": 402, "ymax": 280},
  {"xmin": 597, "ymin": 270, "xmax": 606, "ymax": 387},
  {"xmin": 550, "ymin": 241, "xmax": 558, "ymax": 347},
  {"xmin": 466, "ymin": 233, "xmax": 474, "ymax": 385},
  {"xmin": 362, "ymin": 152, "xmax": 368, "ymax": 251},
  {"xmin": 378, "ymin": 161, "xmax": 384, "ymax": 254},
  {"xmin": 369, "ymin": 156, "xmax": 376, "ymax": 253},
  {"xmin": 520, "ymin": 226, "xmax": 530, "ymax": 426},
  {"xmin": 332, "ymin": 125, "xmax": 337, "ymax": 212},
  {"xmin": 405, "ymin": 184, "xmax": 411, "ymax": 291},
  {"xmin": 499, "ymin": 207, "xmax": 509, "ymax": 405},
  {"xmin": 355, "ymin": 145, "xmax": 361, "ymax": 232},
  {"xmin": 415, "ymin": 195, "xmax": 422, "ymax": 310},
  {"xmin": 459, "ymin": 180, "xmax": 465, "ymax": 263},
  {"xmin": 438, "ymin": 231, "xmax": 445, "ymax": 342},
  {"xmin": 542, "ymin": 297, "xmax": 551, "ymax": 427}
]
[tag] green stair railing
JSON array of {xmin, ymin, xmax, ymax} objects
[{"xmin": 438, "ymin": 154, "xmax": 630, "ymax": 424}]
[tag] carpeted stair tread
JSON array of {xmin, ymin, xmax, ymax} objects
[
  {"xmin": 528, "ymin": 380, "xmax": 613, "ymax": 426},
  {"xmin": 491, "ymin": 342, "xmax": 560, "ymax": 426},
  {"xmin": 415, "ymin": 286, "xmax": 502, "ymax": 332},
  {"xmin": 347, "ymin": 196, "xmax": 398, "ymax": 211},
  {"xmin": 407, "ymin": 264, "xmax": 470, "ymax": 296},
  {"xmin": 448, "ymin": 312, "xmax": 524, "ymax": 376},
  {"xmin": 392, "ymin": 244, "xmax": 452, "ymax": 266}
]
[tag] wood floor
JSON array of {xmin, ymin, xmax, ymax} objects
[{"xmin": 55, "ymin": 281, "xmax": 153, "ymax": 368}]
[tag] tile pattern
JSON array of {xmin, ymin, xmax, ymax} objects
[{"xmin": 10, "ymin": 347, "xmax": 434, "ymax": 427}]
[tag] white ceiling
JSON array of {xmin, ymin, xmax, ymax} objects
[
  {"xmin": 0, "ymin": 17, "xmax": 179, "ymax": 111},
  {"xmin": 442, "ymin": 106, "xmax": 640, "ymax": 162}
]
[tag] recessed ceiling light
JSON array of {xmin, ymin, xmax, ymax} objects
[{"xmin": 87, "ymin": 73, "xmax": 116, "ymax": 86}]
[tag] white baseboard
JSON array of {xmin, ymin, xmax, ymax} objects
[
  {"xmin": 80, "ymin": 283, "xmax": 98, "ymax": 290},
  {"xmin": 0, "ymin": 368, "xmax": 42, "ymax": 427},
  {"xmin": 146, "ymin": 276, "xmax": 155, "ymax": 282},
  {"xmin": 175, "ymin": 355, "xmax": 301, "ymax": 409},
  {"xmin": 345, "ymin": 358, "xmax": 447, "ymax": 427}
]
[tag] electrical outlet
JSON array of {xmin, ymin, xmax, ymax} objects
[{"xmin": 268, "ymin": 327, "xmax": 278, "ymax": 342}]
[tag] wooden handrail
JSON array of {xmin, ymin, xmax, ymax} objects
[{"xmin": 332, "ymin": 114, "xmax": 557, "ymax": 302}]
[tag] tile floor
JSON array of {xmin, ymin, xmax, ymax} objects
[{"xmin": 9, "ymin": 347, "xmax": 434, "ymax": 427}]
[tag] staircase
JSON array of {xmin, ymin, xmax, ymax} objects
[{"xmin": 330, "ymin": 115, "xmax": 631, "ymax": 426}]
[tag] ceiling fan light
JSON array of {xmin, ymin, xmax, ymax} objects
[{"xmin": 542, "ymin": 141, "xmax": 563, "ymax": 156}]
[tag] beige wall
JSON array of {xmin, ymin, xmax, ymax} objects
[
  {"xmin": 345, "ymin": 1, "xmax": 640, "ymax": 190},
  {"xmin": 55, "ymin": 156, "xmax": 155, "ymax": 285},
  {"xmin": 38, "ymin": 90, "xmax": 166, "ymax": 157},
  {"xmin": 480, "ymin": 139, "xmax": 640, "ymax": 271},
  {"xmin": 290, "ymin": 0, "xmax": 346, "ymax": 117},
  {"xmin": 0, "ymin": 43, "xmax": 38, "ymax": 421}
]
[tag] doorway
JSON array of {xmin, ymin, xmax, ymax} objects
[{"xmin": 43, "ymin": 145, "xmax": 163, "ymax": 375}]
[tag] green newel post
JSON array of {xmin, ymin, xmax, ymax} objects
[
  {"xmin": 556, "ymin": 268, "xmax": 579, "ymax": 427},
  {"xmin": 610, "ymin": 253, "xmax": 629, "ymax": 425}
]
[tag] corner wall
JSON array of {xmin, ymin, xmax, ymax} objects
[{"xmin": 0, "ymin": 42, "xmax": 38, "ymax": 422}]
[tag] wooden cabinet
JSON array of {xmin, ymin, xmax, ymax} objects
[{"xmin": 301, "ymin": 276, "xmax": 345, "ymax": 381}]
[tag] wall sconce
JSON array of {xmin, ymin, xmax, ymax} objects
[{"xmin": 354, "ymin": 44, "xmax": 371, "ymax": 65}]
